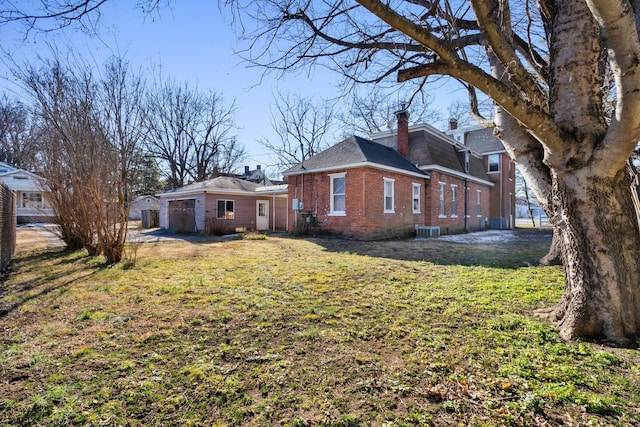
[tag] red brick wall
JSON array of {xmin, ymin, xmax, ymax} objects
[
  {"xmin": 425, "ymin": 170, "xmax": 492, "ymax": 234},
  {"xmin": 485, "ymin": 153, "xmax": 517, "ymax": 228},
  {"xmin": 287, "ymin": 167, "xmax": 428, "ymax": 239}
]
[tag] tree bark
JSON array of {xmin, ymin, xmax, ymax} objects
[
  {"xmin": 538, "ymin": 228, "xmax": 562, "ymax": 266},
  {"xmin": 536, "ymin": 168, "xmax": 640, "ymax": 342}
]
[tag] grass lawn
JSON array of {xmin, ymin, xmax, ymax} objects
[{"xmin": 1, "ymin": 229, "xmax": 639, "ymax": 426}]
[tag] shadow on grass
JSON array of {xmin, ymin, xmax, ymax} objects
[
  {"xmin": 301, "ymin": 228, "xmax": 554, "ymax": 268},
  {"xmin": 0, "ymin": 249, "xmax": 104, "ymax": 319}
]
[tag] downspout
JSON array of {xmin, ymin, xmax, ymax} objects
[{"xmin": 464, "ymin": 178, "xmax": 468, "ymax": 232}]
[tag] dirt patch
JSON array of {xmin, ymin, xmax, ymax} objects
[{"xmin": 15, "ymin": 226, "xmax": 64, "ymax": 256}]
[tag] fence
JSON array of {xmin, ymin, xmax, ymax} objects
[{"xmin": 0, "ymin": 181, "xmax": 16, "ymax": 271}]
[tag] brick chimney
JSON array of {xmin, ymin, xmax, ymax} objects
[
  {"xmin": 449, "ymin": 118, "xmax": 458, "ymax": 130},
  {"xmin": 395, "ymin": 103, "xmax": 409, "ymax": 157}
]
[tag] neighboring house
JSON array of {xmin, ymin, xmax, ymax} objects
[
  {"xmin": 128, "ymin": 195, "xmax": 160, "ymax": 220},
  {"xmin": 157, "ymin": 176, "xmax": 288, "ymax": 233},
  {"xmin": 240, "ymin": 165, "xmax": 274, "ymax": 185},
  {"xmin": 0, "ymin": 161, "xmax": 55, "ymax": 223},
  {"xmin": 283, "ymin": 108, "xmax": 513, "ymax": 239}
]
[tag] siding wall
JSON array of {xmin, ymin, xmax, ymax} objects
[{"xmin": 205, "ymin": 193, "xmax": 288, "ymax": 232}]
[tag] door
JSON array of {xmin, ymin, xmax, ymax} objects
[
  {"xmin": 256, "ymin": 200, "xmax": 269, "ymax": 231},
  {"xmin": 168, "ymin": 199, "xmax": 196, "ymax": 233}
]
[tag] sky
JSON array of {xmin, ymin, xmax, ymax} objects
[{"xmin": 0, "ymin": 0, "xmax": 463, "ymax": 176}]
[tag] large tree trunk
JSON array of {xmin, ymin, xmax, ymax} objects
[{"xmin": 538, "ymin": 168, "xmax": 640, "ymax": 342}]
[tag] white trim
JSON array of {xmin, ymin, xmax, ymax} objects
[
  {"xmin": 420, "ymin": 165, "xmax": 494, "ymax": 186},
  {"xmin": 438, "ymin": 182, "xmax": 446, "ymax": 217},
  {"xmin": 329, "ymin": 172, "xmax": 346, "ymax": 215},
  {"xmin": 383, "ymin": 177, "xmax": 395, "ymax": 213},
  {"xmin": 412, "ymin": 183, "xmax": 421, "ymax": 214},
  {"xmin": 283, "ymin": 161, "xmax": 430, "ymax": 180}
]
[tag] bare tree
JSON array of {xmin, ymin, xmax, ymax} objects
[
  {"xmin": 144, "ymin": 79, "xmax": 243, "ymax": 188},
  {"xmin": 224, "ymin": 0, "xmax": 640, "ymax": 342},
  {"xmin": 21, "ymin": 56, "xmax": 145, "ymax": 263},
  {"xmin": 260, "ymin": 91, "xmax": 334, "ymax": 170},
  {"xmin": 339, "ymin": 87, "xmax": 442, "ymax": 136},
  {"xmin": 0, "ymin": 96, "xmax": 38, "ymax": 170},
  {"xmin": 97, "ymin": 57, "xmax": 147, "ymax": 263}
]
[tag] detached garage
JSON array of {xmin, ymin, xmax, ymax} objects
[{"xmin": 157, "ymin": 177, "xmax": 288, "ymax": 233}]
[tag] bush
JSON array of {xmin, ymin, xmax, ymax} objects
[{"xmin": 205, "ymin": 218, "xmax": 232, "ymax": 236}]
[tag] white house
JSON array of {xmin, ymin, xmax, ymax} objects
[
  {"xmin": 0, "ymin": 162, "xmax": 55, "ymax": 223},
  {"xmin": 128, "ymin": 195, "xmax": 160, "ymax": 220}
]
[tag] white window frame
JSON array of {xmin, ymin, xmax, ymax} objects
[
  {"xmin": 488, "ymin": 154, "xmax": 500, "ymax": 172},
  {"xmin": 451, "ymin": 184, "xmax": 458, "ymax": 218},
  {"xmin": 217, "ymin": 199, "xmax": 235, "ymax": 219},
  {"xmin": 21, "ymin": 192, "xmax": 44, "ymax": 209},
  {"xmin": 329, "ymin": 172, "xmax": 346, "ymax": 216},
  {"xmin": 476, "ymin": 190, "xmax": 482, "ymax": 217},
  {"xmin": 439, "ymin": 182, "xmax": 446, "ymax": 218},
  {"xmin": 412, "ymin": 183, "xmax": 421, "ymax": 214},
  {"xmin": 384, "ymin": 178, "xmax": 395, "ymax": 213}
]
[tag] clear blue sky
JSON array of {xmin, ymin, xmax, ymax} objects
[{"xmin": 0, "ymin": 0, "xmax": 461, "ymax": 175}]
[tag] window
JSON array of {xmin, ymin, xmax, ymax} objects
[
  {"xmin": 21, "ymin": 192, "xmax": 43, "ymax": 209},
  {"xmin": 451, "ymin": 185, "xmax": 457, "ymax": 217},
  {"xmin": 488, "ymin": 154, "xmax": 500, "ymax": 172},
  {"xmin": 217, "ymin": 200, "xmax": 234, "ymax": 219},
  {"xmin": 464, "ymin": 151, "xmax": 470, "ymax": 173},
  {"xmin": 439, "ymin": 182, "xmax": 446, "ymax": 217},
  {"xmin": 329, "ymin": 173, "xmax": 346, "ymax": 215},
  {"xmin": 384, "ymin": 178, "xmax": 395, "ymax": 213},
  {"xmin": 412, "ymin": 183, "xmax": 421, "ymax": 213},
  {"xmin": 508, "ymin": 161, "xmax": 513, "ymax": 180},
  {"xmin": 476, "ymin": 190, "xmax": 482, "ymax": 216}
]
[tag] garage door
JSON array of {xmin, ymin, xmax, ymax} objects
[{"xmin": 168, "ymin": 199, "xmax": 196, "ymax": 233}]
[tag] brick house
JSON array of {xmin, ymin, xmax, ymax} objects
[
  {"xmin": 283, "ymin": 108, "xmax": 513, "ymax": 239},
  {"xmin": 446, "ymin": 123, "xmax": 517, "ymax": 229},
  {"xmin": 283, "ymin": 135, "xmax": 430, "ymax": 240}
]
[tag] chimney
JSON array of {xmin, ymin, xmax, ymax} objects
[
  {"xmin": 395, "ymin": 103, "xmax": 409, "ymax": 157},
  {"xmin": 256, "ymin": 165, "xmax": 261, "ymax": 171},
  {"xmin": 449, "ymin": 118, "xmax": 458, "ymax": 130},
  {"xmin": 244, "ymin": 166, "xmax": 250, "ymax": 176}
]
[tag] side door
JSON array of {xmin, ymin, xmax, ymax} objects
[{"xmin": 256, "ymin": 200, "xmax": 269, "ymax": 231}]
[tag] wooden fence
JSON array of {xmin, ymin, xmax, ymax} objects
[{"xmin": 0, "ymin": 181, "xmax": 16, "ymax": 271}]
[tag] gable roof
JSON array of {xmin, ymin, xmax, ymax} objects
[
  {"xmin": 283, "ymin": 135, "xmax": 430, "ymax": 179},
  {"xmin": 157, "ymin": 176, "xmax": 287, "ymax": 198},
  {"xmin": 0, "ymin": 167, "xmax": 47, "ymax": 192}
]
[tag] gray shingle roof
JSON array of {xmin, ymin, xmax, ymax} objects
[
  {"xmin": 158, "ymin": 176, "xmax": 264, "ymax": 196},
  {"xmin": 283, "ymin": 135, "xmax": 428, "ymax": 177},
  {"xmin": 465, "ymin": 127, "xmax": 505, "ymax": 153}
]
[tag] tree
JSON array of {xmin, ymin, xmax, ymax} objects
[
  {"xmin": 338, "ymin": 87, "xmax": 442, "ymax": 136},
  {"xmin": 144, "ymin": 79, "xmax": 243, "ymax": 189},
  {"xmin": 0, "ymin": 96, "xmax": 38, "ymax": 170},
  {"xmin": 21, "ymin": 56, "xmax": 145, "ymax": 263},
  {"xmin": 226, "ymin": 0, "xmax": 640, "ymax": 342},
  {"xmin": 259, "ymin": 91, "xmax": 335, "ymax": 170}
]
